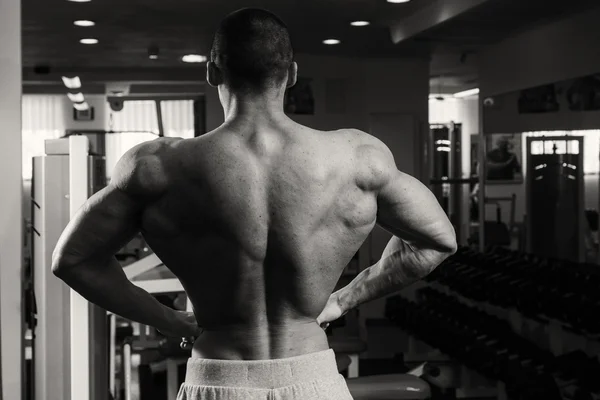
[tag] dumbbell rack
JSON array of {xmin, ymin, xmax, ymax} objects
[
  {"xmin": 387, "ymin": 289, "xmax": 563, "ymax": 399},
  {"xmin": 425, "ymin": 246, "xmax": 600, "ymax": 354},
  {"xmin": 387, "ymin": 246, "xmax": 600, "ymax": 399}
]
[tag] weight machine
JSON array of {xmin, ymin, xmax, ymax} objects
[
  {"xmin": 32, "ymin": 136, "xmax": 108, "ymax": 400},
  {"xmin": 525, "ymin": 136, "xmax": 585, "ymax": 262},
  {"xmin": 30, "ymin": 135, "xmax": 192, "ymax": 400}
]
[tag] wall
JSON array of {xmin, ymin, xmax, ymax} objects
[
  {"xmin": 479, "ymin": 5, "xmax": 600, "ymax": 243},
  {"xmin": 62, "ymin": 95, "xmax": 108, "ymax": 131},
  {"xmin": 479, "ymin": 6, "xmax": 600, "ymax": 97},
  {"xmin": 0, "ymin": 0, "xmax": 22, "ymax": 398},
  {"xmin": 484, "ymin": 89, "xmax": 600, "ymax": 133},
  {"xmin": 366, "ymin": 58, "xmax": 430, "ymax": 180}
]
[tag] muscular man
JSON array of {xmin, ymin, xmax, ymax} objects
[{"xmin": 52, "ymin": 8, "xmax": 457, "ymax": 400}]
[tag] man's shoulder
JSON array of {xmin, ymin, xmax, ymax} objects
[
  {"xmin": 111, "ymin": 137, "xmax": 183, "ymax": 198},
  {"xmin": 333, "ymin": 128, "xmax": 390, "ymax": 152},
  {"xmin": 339, "ymin": 129, "xmax": 394, "ymax": 166},
  {"xmin": 331, "ymin": 129, "xmax": 395, "ymax": 189}
]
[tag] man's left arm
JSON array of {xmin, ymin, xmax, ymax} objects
[{"xmin": 52, "ymin": 143, "xmax": 199, "ymax": 337}]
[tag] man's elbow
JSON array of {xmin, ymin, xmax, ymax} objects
[
  {"xmin": 51, "ymin": 253, "xmax": 67, "ymax": 278},
  {"xmin": 427, "ymin": 235, "xmax": 457, "ymax": 273},
  {"xmin": 432, "ymin": 230, "xmax": 458, "ymax": 256},
  {"xmin": 441, "ymin": 238, "xmax": 458, "ymax": 256},
  {"xmin": 51, "ymin": 249, "xmax": 77, "ymax": 279}
]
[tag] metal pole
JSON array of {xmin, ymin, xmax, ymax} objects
[
  {"xmin": 448, "ymin": 124, "xmax": 456, "ymax": 224},
  {"xmin": 123, "ymin": 340, "xmax": 132, "ymax": 400},
  {"xmin": 578, "ymin": 137, "xmax": 585, "ymax": 263},
  {"xmin": 69, "ymin": 136, "xmax": 91, "ymax": 400},
  {"xmin": 108, "ymin": 314, "xmax": 116, "ymax": 398},
  {"xmin": 155, "ymin": 100, "xmax": 165, "ymax": 137},
  {"xmin": 478, "ymin": 99, "xmax": 486, "ymax": 253}
]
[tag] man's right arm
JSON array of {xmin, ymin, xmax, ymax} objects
[{"xmin": 334, "ymin": 143, "xmax": 457, "ymax": 313}]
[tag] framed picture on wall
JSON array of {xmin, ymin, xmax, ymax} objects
[
  {"xmin": 284, "ymin": 77, "xmax": 315, "ymax": 115},
  {"xmin": 485, "ymin": 133, "xmax": 524, "ymax": 184}
]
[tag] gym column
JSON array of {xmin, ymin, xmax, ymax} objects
[{"xmin": 0, "ymin": 0, "xmax": 23, "ymax": 399}]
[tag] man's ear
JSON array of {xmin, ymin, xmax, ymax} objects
[
  {"xmin": 286, "ymin": 62, "xmax": 298, "ymax": 88},
  {"xmin": 207, "ymin": 61, "xmax": 223, "ymax": 87}
]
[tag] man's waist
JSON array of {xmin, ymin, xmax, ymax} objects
[
  {"xmin": 199, "ymin": 318, "xmax": 320, "ymax": 332},
  {"xmin": 191, "ymin": 322, "xmax": 329, "ymax": 360}
]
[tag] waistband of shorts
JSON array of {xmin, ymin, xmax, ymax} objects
[{"xmin": 184, "ymin": 349, "xmax": 339, "ymax": 389}]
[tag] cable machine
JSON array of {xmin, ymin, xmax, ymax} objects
[
  {"xmin": 525, "ymin": 136, "xmax": 585, "ymax": 262},
  {"xmin": 429, "ymin": 123, "xmax": 474, "ymax": 246}
]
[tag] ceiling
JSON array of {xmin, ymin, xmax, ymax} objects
[
  {"xmin": 22, "ymin": 0, "xmax": 600, "ymax": 91},
  {"xmin": 22, "ymin": 0, "xmax": 437, "ymax": 69},
  {"xmin": 424, "ymin": 0, "xmax": 600, "ymax": 92}
]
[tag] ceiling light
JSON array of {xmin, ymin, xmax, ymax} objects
[
  {"xmin": 74, "ymin": 20, "xmax": 95, "ymax": 27},
  {"xmin": 148, "ymin": 45, "xmax": 159, "ymax": 60},
  {"xmin": 73, "ymin": 102, "xmax": 90, "ymax": 111},
  {"xmin": 182, "ymin": 54, "xmax": 207, "ymax": 63},
  {"xmin": 67, "ymin": 92, "xmax": 85, "ymax": 103},
  {"xmin": 68, "ymin": 0, "xmax": 92, "ymax": 2},
  {"xmin": 454, "ymin": 88, "xmax": 480, "ymax": 98},
  {"xmin": 80, "ymin": 38, "xmax": 98, "ymax": 45},
  {"xmin": 387, "ymin": 0, "xmax": 411, "ymax": 3},
  {"xmin": 62, "ymin": 76, "xmax": 82, "ymax": 89},
  {"xmin": 350, "ymin": 21, "xmax": 370, "ymax": 27},
  {"xmin": 323, "ymin": 39, "xmax": 341, "ymax": 45}
]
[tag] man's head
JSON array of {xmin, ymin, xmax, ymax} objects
[{"xmin": 208, "ymin": 8, "xmax": 297, "ymax": 94}]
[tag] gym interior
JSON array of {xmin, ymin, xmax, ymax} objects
[{"xmin": 2, "ymin": 0, "xmax": 600, "ymax": 399}]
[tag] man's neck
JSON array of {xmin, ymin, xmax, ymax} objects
[{"xmin": 220, "ymin": 89, "xmax": 288, "ymax": 127}]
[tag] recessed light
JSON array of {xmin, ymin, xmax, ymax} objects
[
  {"xmin": 74, "ymin": 20, "xmax": 95, "ymax": 27},
  {"xmin": 387, "ymin": 0, "xmax": 411, "ymax": 3},
  {"xmin": 323, "ymin": 39, "xmax": 341, "ymax": 45},
  {"xmin": 62, "ymin": 76, "xmax": 82, "ymax": 89},
  {"xmin": 148, "ymin": 45, "xmax": 159, "ymax": 60},
  {"xmin": 80, "ymin": 38, "xmax": 98, "ymax": 45},
  {"xmin": 454, "ymin": 88, "xmax": 480, "ymax": 98},
  {"xmin": 182, "ymin": 54, "xmax": 207, "ymax": 63},
  {"xmin": 67, "ymin": 92, "xmax": 85, "ymax": 103},
  {"xmin": 73, "ymin": 102, "xmax": 90, "ymax": 111},
  {"xmin": 350, "ymin": 21, "xmax": 370, "ymax": 27},
  {"xmin": 68, "ymin": 0, "xmax": 92, "ymax": 2}
]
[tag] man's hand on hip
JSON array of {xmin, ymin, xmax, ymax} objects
[
  {"xmin": 159, "ymin": 310, "xmax": 202, "ymax": 338},
  {"xmin": 316, "ymin": 293, "xmax": 347, "ymax": 330}
]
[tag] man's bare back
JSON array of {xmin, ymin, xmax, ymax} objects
[{"xmin": 140, "ymin": 121, "xmax": 386, "ymax": 360}]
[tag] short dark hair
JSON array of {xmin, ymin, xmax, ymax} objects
[{"xmin": 210, "ymin": 8, "xmax": 294, "ymax": 92}]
